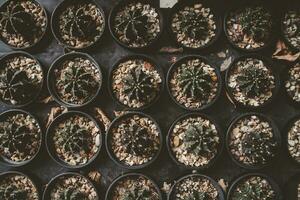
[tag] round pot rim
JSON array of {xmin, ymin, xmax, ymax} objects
[
  {"xmin": 0, "ymin": 51, "xmax": 45, "ymax": 108},
  {"xmin": 227, "ymin": 172, "xmax": 282, "ymax": 200},
  {"xmin": 166, "ymin": 112, "xmax": 224, "ymax": 170},
  {"xmin": 0, "ymin": 170, "xmax": 41, "ymax": 200},
  {"xmin": 0, "ymin": 0, "xmax": 49, "ymax": 50},
  {"xmin": 0, "ymin": 109, "xmax": 43, "ymax": 167},
  {"xmin": 225, "ymin": 112, "xmax": 282, "ymax": 170},
  {"xmin": 108, "ymin": 54, "xmax": 165, "ymax": 111},
  {"xmin": 166, "ymin": 55, "xmax": 223, "ymax": 111},
  {"xmin": 167, "ymin": 0, "xmax": 223, "ymax": 51},
  {"xmin": 45, "ymin": 110, "xmax": 102, "ymax": 169},
  {"xmin": 105, "ymin": 172, "xmax": 163, "ymax": 200},
  {"xmin": 224, "ymin": 54, "xmax": 281, "ymax": 110},
  {"xmin": 105, "ymin": 111, "xmax": 163, "ymax": 170},
  {"xmin": 43, "ymin": 171, "xmax": 99, "ymax": 200},
  {"xmin": 51, "ymin": 0, "xmax": 106, "ymax": 50},
  {"xmin": 223, "ymin": 3, "xmax": 276, "ymax": 53},
  {"xmin": 108, "ymin": 0, "xmax": 164, "ymax": 51},
  {"xmin": 167, "ymin": 173, "xmax": 225, "ymax": 200},
  {"xmin": 47, "ymin": 51, "xmax": 103, "ymax": 108}
]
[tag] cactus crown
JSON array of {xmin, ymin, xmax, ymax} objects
[
  {"xmin": 185, "ymin": 190, "xmax": 209, "ymax": 200},
  {"xmin": 241, "ymin": 131, "xmax": 277, "ymax": 165},
  {"xmin": 63, "ymin": 5, "xmax": 98, "ymax": 39},
  {"xmin": 0, "ymin": 68, "xmax": 36, "ymax": 105},
  {"xmin": 236, "ymin": 67, "xmax": 271, "ymax": 98},
  {"xmin": 121, "ymin": 121, "xmax": 154, "ymax": 157},
  {"xmin": 123, "ymin": 67, "xmax": 154, "ymax": 102},
  {"xmin": 0, "ymin": 185, "xmax": 27, "ymax": 200},
  {"xmin": 58, "ymin": 186, "xmax": 88, "ymax": 200},
  {"xmin": 183, "ymin": 123, "xmax": 218, "ymax": 156},
  {"xmin": 178, "ymin": 65, "xmax": 213, "ymax": 99},
  {"xmin": 0, "ymin": 1, "xmax": 37, "ymax": 39},
  {"xmin": 123, "ymin": 186, "xmax": 152, "ymax": 200},
  {"xmin": 239, "ymin": 7, "xmax": 272, "ymax": 41}
]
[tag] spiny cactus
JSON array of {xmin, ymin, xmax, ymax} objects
[
  {"xmin": 57, "ymin": 64, "xmax": 98, "ymax": 103},
  {"xmin": 178, "ymin": 11, "xmax": 209, "ymax": 40},
  {"xmin": 58, "ymin": 187, "xmax": 88, "ymax": 200},
  {"xmin": 185, "ymin": 190, "xmax": 209, "ymax": 200},
  {"xmin": 236, "ymin": 67, "xmax": 271, "ymax": 97},
  {"xmin": 0, "ymin": 185, "xmax": 27, "ymax": 200},
  {"xmin": 0, "ymin": 68, "xmax": 36, "ymax": 105},
  {"xmin": 121, "ymin": 121, "xmax": 154, "ymax": 156},
  {"xmin": 183, "ymin": 123, "xmax": 218, "ymax": 156},
  {"xmin": 0, "ymin": 122, "xmax": 31, "ymax": 154},
  {"xmin": 241, "ymin": 132, "xmax": 277, "ymax": 164},
  {"xmin": 57, "ymin": 122, "xmax": 89, "ymax": 154},
  {"xmin": 123, "ymin": 67, "xmax": 154, "ymax": 102},
  {"xmin": 239, "ymin": 7, "xmax": 272, "ymax": 41},
  {"xmin": 178, "ymin": 65, "xmax": 213, "ymax": 99},
  {"xmin": 123, "ymin": 186, "xmax": 152, "ymax": 200},
  {"xmin": 0, "ymin": 2, "xmax": 37, "ymax": 39},
  {"xmin": 115, "ymin": 8, "xmax": 149, "ymax": 43}
]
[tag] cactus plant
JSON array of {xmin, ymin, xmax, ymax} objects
[
  {"xmin": 183, "ymin": 124, "xmax": 217, "ymax": 156},
  {"xmin": 0, "ymin": 185, "xmax": 27, "ymax": 200},
  {"xmin": 121, "ymin": 121, "xmax": 154, "ymax": 157},
  {"xmin": 58, "ymin": 187, "xmax": 88, "ymax": 200},
  {"xmin": 122, "ymin": 186, "xmax": 152, "ymax": 200},
  {"xmin": 185, "ymin": 190, "xmax": 208, "ymax": 200},
  {"xmin": 239, "ymin": 7, "xmax": 272, "ymax": 42},
  {"xmin": 123, "ymin": 67, "xmax": 154, "ymax": 102},
  {"xmin": 178, "ymin": 66, "xmax": 213, "ymax": 99},
  {"xmin": 236, "ymin": 67, "xmax": 271, "ymax": 97}
]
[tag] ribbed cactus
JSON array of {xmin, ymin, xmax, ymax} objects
[
  {"xmin": 0, "ymin": 185, "xmax": 27, "ymax": 200},
  {"xmin": 185, "ymin": 190, "xmax": 208, "ymax": 200},
  {"xmin": 123, "ymin": 186, "xmax": 152, "ymax": 200},
  {"xmin": 58, "ymin": 187, "xmax": 88, "ymax": 200}
]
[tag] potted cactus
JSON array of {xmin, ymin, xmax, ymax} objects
[
  {"xmin": 285, "ymin": 62, "xmax": 300, "ymax": 105},
  {"xmin": 109, "ymin": 0, "xmax": 163, "ymax": 49},
  {"xmin": 110, "ymin": 55, "xmax": 163, "ymax": 109},
  {"xmin": 282, "ymin": 10, "xmax": 300, "ymax": 51},
  {"xmin": 0, "ymin": 171, "xmax": 40, "ymax": 200},
  {"xmin": 227, "ymin": 113, "xmax": 280, "ymax": 169},
  {"xmin": 48, "ymin": 52, "xmax": 102, "ymax": 107},
  {"xmin": 286, "ymin": 115, "xmax": 300, "ymax": 164},
  {"xmin": 167, "ymin": 113, "xmax": 223, "ymax": 169},
  {"xmin": 167, "ymin": 56, "xmax": 221, "ymax": 111},
  {"xmin": 225, "ymin": 55, "xmax": 278, "ymax": 109},
  {"xmin": 169, "ymin": 1, "xmax": 220, "ymax": 50},
  {"xmin": 225, "ymin": 6, "xmax": 273, "ymax": 51},
  {"xmin": 46, "ymin": 111, "xmax": 101, "ymax": 168},
  {"xmin": 105, "ymin": 173, "xmax": 162, "ymax": 200},
  {"xmin": 0, "ymin": 0, "xmax": 48, "ymax": 49},
  {"xmin": 43, "ymin": 172, "xmax": 98, "ymax": 200},
  {"xmin": 52, "ymin": 0, "xmax": 105, "ymax": 49},
  {"xmin": 227, "ymin": 173, "xmax": 281, "ymax": 200},
  {"xmin": 168, "ymin": 174, "xmax": 225, "ymax": 200},
  {"xmin": 0, "ymin": 52, "xmax": 44, "ymax": 107},
  {"xmin": 106, "ymin": 112, "xmax": 162, "ymax": 169},
  {"xmin": 0, "ymin": 109, "xmax": 42, "ymax": 166}
]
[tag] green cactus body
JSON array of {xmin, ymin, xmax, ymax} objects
[
  {"xmin": 58, "ymin": 187, "xmax": 88, "ymax": 200},
  {"xmin": 0, "ymin": 185, "xmax": 27, "ymax": 200},
  {"xmin": 123, "ymin": 186, "xmax": 152, "ymax": 200},
  {"xmin": 185, "ymin": 190, "xmax": 209, "ymax": 200}
]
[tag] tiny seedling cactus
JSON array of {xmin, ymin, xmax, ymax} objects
[
  {"xmin": 58, "ymin": 186, "xmax": 88, "ymax": 200},
  {"xmin": 185, "ymin": 190, "xmax": 209, "ymax": 200},
  {"xmin": 123, "ymin": 186, "xmax": 152, "ymax": 200},
  {"xmin": 0, "ymin": 185, "xmax": 27, "ymax": 200}
]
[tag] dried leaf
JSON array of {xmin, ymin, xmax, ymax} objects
[
  {"xmin": 272, "ymin": 40, "xmax": 300, "ymax": 62},
  {"xmin": 113, "ymin": 110, "xmax": 129, "ymax": 118},
  {"xmin": 38, "ymin": 96, "xmax": 54, "ymax": 104},
  {"xmin": 46, "ymin": 106, "xmax": 68, "ymax": 128},
  {"xmin": 159, "ymin": 46, "xmax": 183, "ymax": 53},
  {"xmin": 87, "ymin": 170, "xmax": 101, "ymax": 184},
  {"xmin": 217, "ymin": 51, "xmax": 227, "ymax": 58},
  {"xmin": 161, "ymin": 182, "xmax": 172, "ymax": 194},
  {"xmin": 94, "ymin": 107, "xmax": 111, "ymax": 132},
  {"xmin": 220, "ymin": 56, "xmax": 232, "ymax": 72},
  {"xmin": 218, "ymin": 179, "xmax": 228, "ymax": 192}
]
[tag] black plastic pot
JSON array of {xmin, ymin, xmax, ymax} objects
[
  {"xmin": 166, "ymin": 112, "xmax": 224, "ymax": 170},
  {"xmin": 0, "ymin": 51, "xmax": 45, "ymax": 108},
  {"xmin": 0, "ymin": 109, "xmax": 42, "ymax": 167},
  {"xmin": 43, "ymin": 172, "xmax": 99, "ymax": 200},
  {"xmin": 45, "ymin": 111, "xmax": 102, "ymax": 169},
  {"xmin": 105, "ymin": 111, "xmax": 163, "ymax": 170},
  {"xmin": 223, "ymin": 3, "xmax": 276, "ymax": 52},
  {"xmin": 0, "ymin": 0, "xmax": 48, "ymax": 51},
  {"xmin": 226, "ymin": 112, "xmax": 282, "ymax": 170},
  {"xmin": 284, "ymin": 173, "xmax": 300, "ymax": 200},
  {"xmin": 227, "ymin": 173, "xmax": 283, "ymax": 200},
  {"xmin": 105, "ymin": 172, "xmax": 162, "ymax": 200},
  {"xmin": 166, "ymin": 55, "xmax": 222, "ymax": 111},
  {"xmin": 108, "ymin": 0, "xmax": 164, "ymax": 51},
  {"xmin": 282, "ymin": 62, "xmax": 300, "ymax": 108},
  {"xmin": 168, "ymin": 0, "xmax": 222, "ymax": 52},
  {"xmin": 108, "ymin": 54, "xmax": 165, "ymax": 111},
  {"xmin": 0, "ymin": 171, "xmax": 41, "ymax": 200},
  {"xmin": 225, "ymin": 54, "xmax": 280, "ymax": 110},
  {"xmin": 47, "ymin": 52, "xmax": 103, "ymax": 108},
  {"xmin": 51, "ymin": 0, "xmax": 106, "ymax": 50},
  {"xmin": 284, "ymin": 114, "xmax": 300, "ymax": 166},
  {"xmin": 168, "ymin": 173, "xmax": 225, "ymax": 200}
]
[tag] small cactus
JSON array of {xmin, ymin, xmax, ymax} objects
[
  {"xmin": 0, "ymin": 185, "xmax": 27, "ymax": 200},
  {"xmin": 185, "ymin": 190, "xmax": 209, "ymax": 200},
  {"xmin": 123, "ymin": 186, "xmax": 152, "ymax": 200},
  {"xmin": 58, "ymin": 187, "xmax": 88, "ymax": 200}
]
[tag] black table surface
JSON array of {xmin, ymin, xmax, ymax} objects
[{"xmin": 0, "ymin": 0, "xmax": 299, "ymax": 199}]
